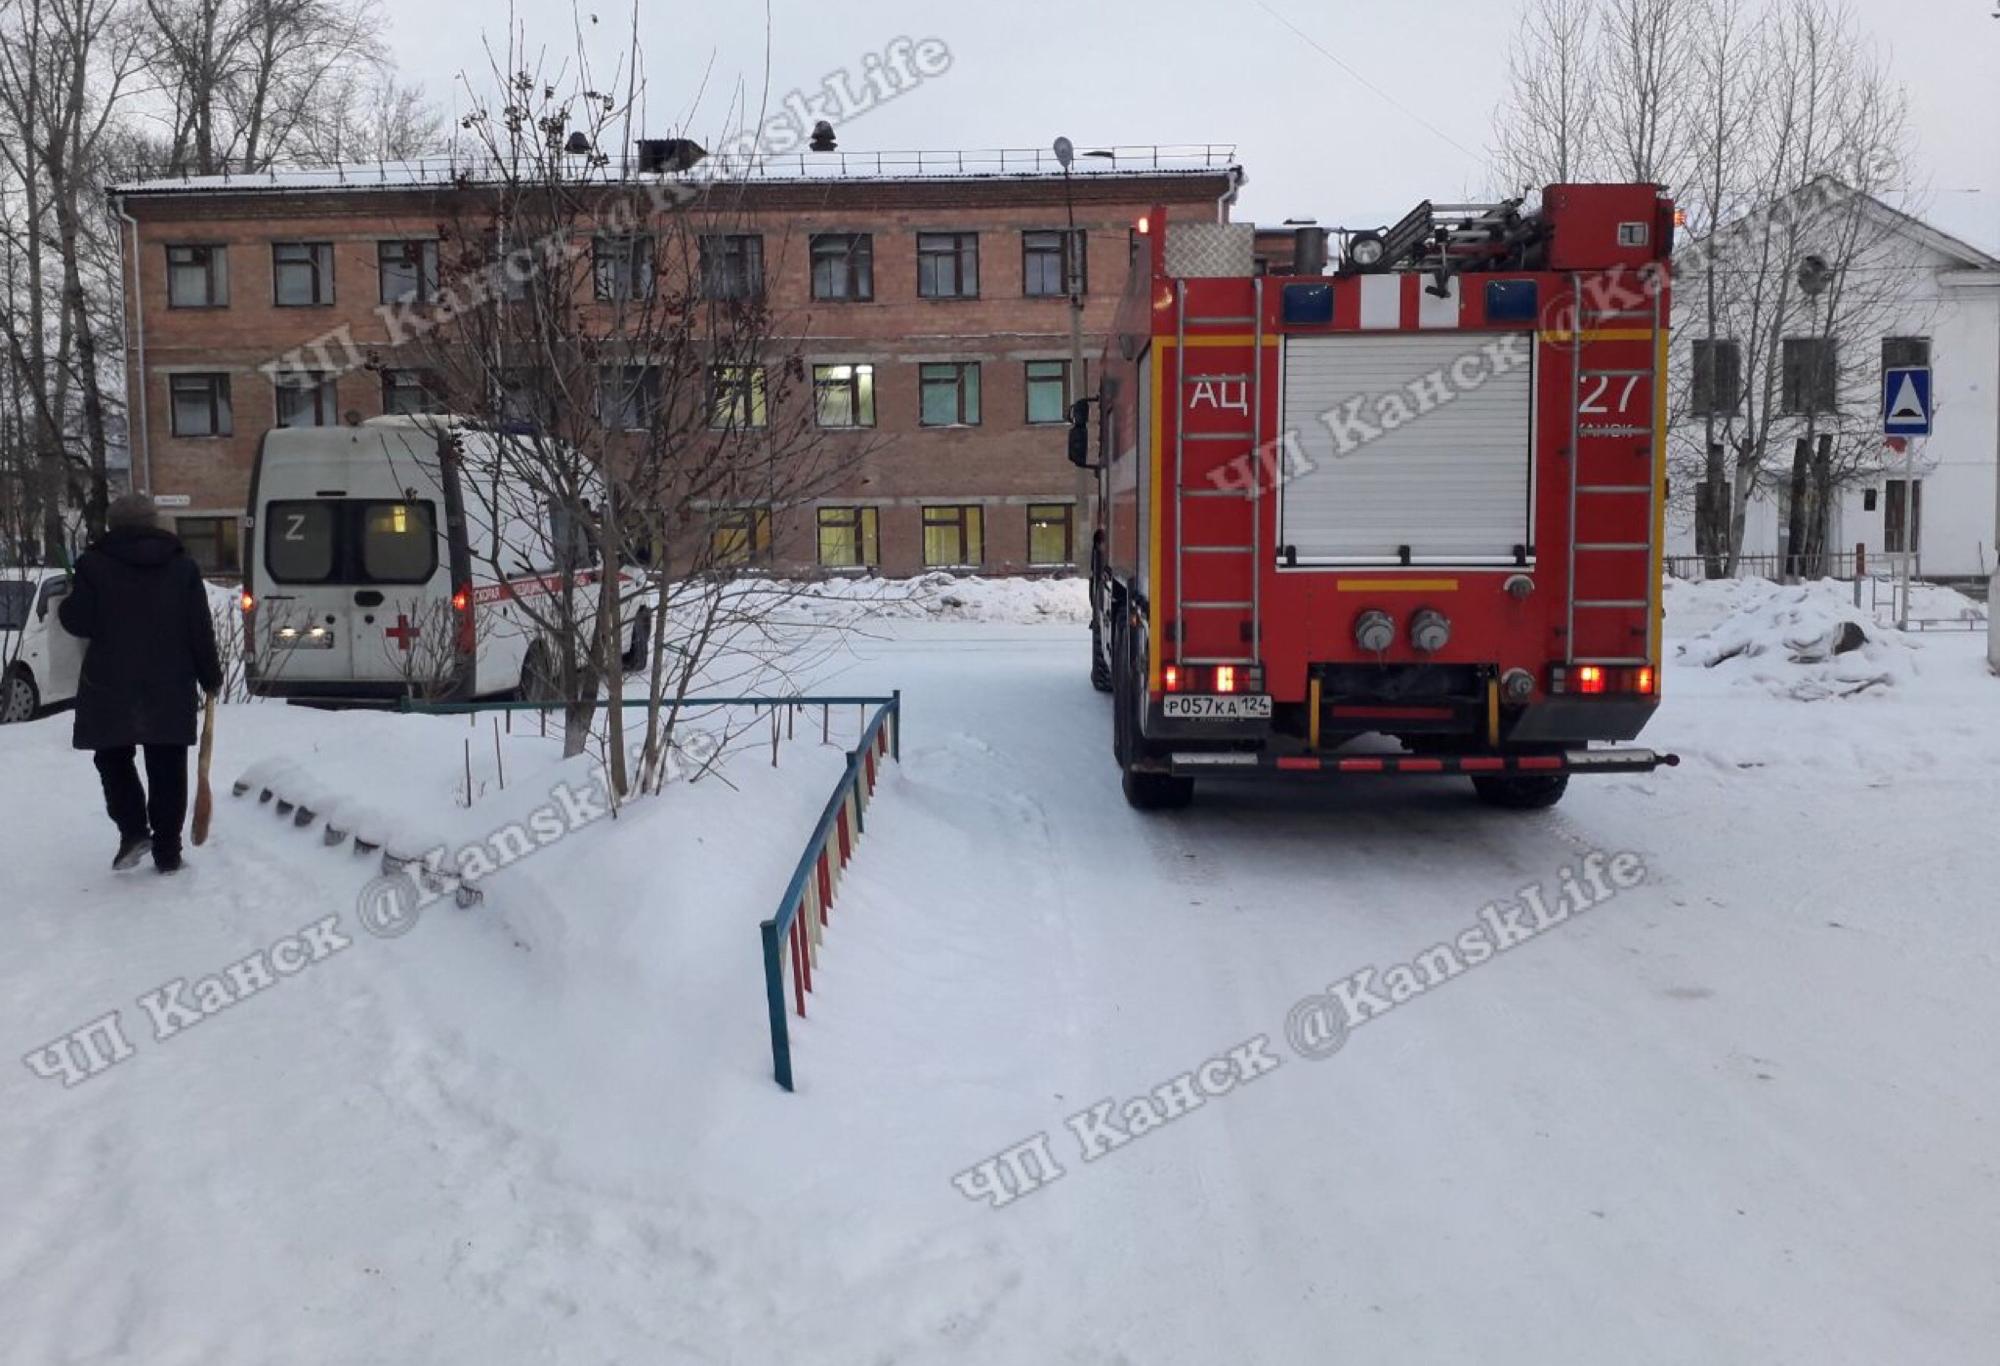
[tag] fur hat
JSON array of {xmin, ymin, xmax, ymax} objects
[{"xmin": 107, "ymin": 492, "xmax": 160, "ymax": 530}]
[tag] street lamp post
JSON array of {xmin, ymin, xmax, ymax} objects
[{"xmin": 1056, "ymin": 137, "xmax": 1093, "ymax": 565}]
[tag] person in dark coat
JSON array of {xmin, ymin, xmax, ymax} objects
[{"xmin": 59, "ymin": 493, "xmax": 223, "ymax": 874}]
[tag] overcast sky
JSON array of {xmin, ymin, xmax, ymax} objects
[{"xmin": 389, "ymin": 0, "xmax": 2000, "ymax": 254}]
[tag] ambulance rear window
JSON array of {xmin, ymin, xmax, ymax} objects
[
  {"xmin": 265, "ymin": 502, "xmax": 337, "ymax": 583},
  {"xmin": 262, "ymin": 499, "xmax": 438, "ymax": 584},
  {"xmin": 359, "ymin": 502, "xmax": 437, "ymax": 583}
]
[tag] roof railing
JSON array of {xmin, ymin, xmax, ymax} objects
[{"xmin": 109, "ymin": 143, "xmax": 1240, "ymax": 194}]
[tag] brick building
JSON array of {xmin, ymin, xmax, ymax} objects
[{"xmin": 110, "ymin": 146, "xmax": 1241, "ymax": 577}]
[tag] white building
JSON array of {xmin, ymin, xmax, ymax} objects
[{"xmin": 1666, "ymin": 190, "xmax": 2000, "ymax": 583}]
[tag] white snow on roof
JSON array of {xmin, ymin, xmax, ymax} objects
[{"xmin": 109, "ymin": 144, "xmax": 1240, "ymax": 196}]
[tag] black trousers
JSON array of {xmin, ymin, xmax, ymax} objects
[{"xmin": 93, "ymin": 745, "xmax": 190, "ymax": 855}]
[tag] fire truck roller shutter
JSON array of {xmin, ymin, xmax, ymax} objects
[{"xmin": 1279, "ymin": 333, "xmax": 1534, "ymax": 565}]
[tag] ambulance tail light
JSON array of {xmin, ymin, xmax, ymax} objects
[{"xmin": 453, "ymin": 584, "xmax": 476, "ymax": 652}]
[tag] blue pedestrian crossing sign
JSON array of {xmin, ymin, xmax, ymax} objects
[{"xmin": 1882, "ymin": 366, "xmax": 1932, "ymax": 436}]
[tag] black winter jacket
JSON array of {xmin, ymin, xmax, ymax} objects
[{"xmin": 59, "ymin": 526, "xmax": 223, "ymax": 750}]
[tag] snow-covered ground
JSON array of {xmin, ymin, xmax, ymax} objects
[{"xmin": 2, "ymin": 578, "xmax": 1996, "ymax": 1364}]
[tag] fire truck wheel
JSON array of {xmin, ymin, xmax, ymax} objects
[
  {"xmin": 1123, "ymin": 767, "xmax": 1195, "ymax": 811},
  {"xmin": 1470, "ymin": 773, "xmax": 1570, "ymax": 810},
  {"xmin": 1090, "ymin": 616, "xmax": 1113, "ymax": 693}
]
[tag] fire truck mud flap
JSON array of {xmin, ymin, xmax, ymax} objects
[{"xmin": 1166, "ymin": 748, "xmax": 1681, "ymax": 777}]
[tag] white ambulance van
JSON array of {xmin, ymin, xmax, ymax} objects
[{"xmin": 243, "ymin": 416, "xmax": 648, "ymax": 702}]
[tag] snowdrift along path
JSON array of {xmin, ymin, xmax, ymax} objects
[{"xmin": 3, "ymin": 601, "xmax": 1998, "ymax": 1364}]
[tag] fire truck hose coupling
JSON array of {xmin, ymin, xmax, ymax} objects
[
  {"xmin": 1354, "ymin": 609, "xmax": 1396, "ymax": 654},
  {"xmin": 1409, "ymin": 608, "xmax": 1452, "ymax": 654}
]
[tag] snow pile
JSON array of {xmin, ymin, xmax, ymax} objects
[
  {"xmin": 1664, "ymin": 574, "xmax": 1986, "ymax": 638},
  {"xmin": 1673, "ymin": 579, "xmax": 1918, "ymax": 699},
  {"xmin": 765, "ymin": 572, "xmax": 1090, "ymax": 626}
]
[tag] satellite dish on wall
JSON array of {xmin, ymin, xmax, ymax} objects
[{"xmin": 1053, "ymin": 136, "xmax": 1074, "ymax": 170}]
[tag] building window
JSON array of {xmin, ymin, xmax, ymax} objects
[
  {"xmin": 176, "ymin": 516, "xmax": 241, "ymax": 574},
  {"xmin": 1690, "ymin": 339, "xmax": 1741, "ymax": 417},
  {"xmin": 377, "ymin": 239, "xmax": 439, "ymax": 304},
  {"xmin": 381, "ymin": 369, "xmax": 442, "ymax": 416},
  {"xmin": 1882, "ymin": 336, "xmax": 1931, "ymax": 370},
  {"xmin": 699, "ymin": 234, "xmax": 764, "ymax": 300},
  {"xmin": 810, "ymin": 233, "xmax": 873, "ymax": 301},
  {"xmin": 272, "ymin": 241, "xmax": 334, "ymax": 306},
  {"xmin": 1022, "ymin": 229, "xmax": 1085, "ymax": 297},
  {"xmin": 1025, "ymin": 360, "xmax": 1073, "ymax": 424},
  {"xmin": 1026, "ymin": 503, "xmax": 1074, "ymax": 565},
  {"xmin": 920, "ymin": 362, "xmax": 980, "ymax": 426},
  {"xmin": 599, "ymin": 365, "xmax": 660, "ymax": 431},
  {"xmin": 708, "ymin": 365, "xmax": 768, "ymax": 430},
  {"xmin": 1884, "ymin": 478, "xmax": 1922, "ymax": 555},
  {"xmin": 594, "ymin": 234, "xmax": 656, "ymax": 301},
  {"xmin": 817, "ymin": 506, "xmax": 880, "ymax": 568},
  {"xmin": 922, "ymin": 505, "xmax": 983, "ymax": 567},
  {"xmin": 168, "ymin": 374, "xmax": 232, "ymax": 437},
  {"xmin": 497, "ymin": 368, "xmax": 551, "ymax": 427},
  {"xmin": 710, "ymin": 507, "xmax": 772, "ymax": 566},
  {"xmin": 274, "ymin": 372, "xmax": 337, "ymax": 428},
  {"xmin": 487, "ymin": 232, "xmax": 533, "ymax": 302},
  {"xmin": 917, "ymin": 231, "xmax": 979, "ymax": 299},
  {"xmin": 813, "ymin": 363, "xmax": 876, "ymax": 427},
  {"xmin": 1781, "ymin": 338, "xmax": 1837, "ymax": 414},
  {"xmin": 165, "ymin": 244, "xmax": 227, "ymax": 308}
]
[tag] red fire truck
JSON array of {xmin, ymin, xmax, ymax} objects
[{"xmin": 1077, "ymin": 184, "xmax": 1681, "ymax": 810}]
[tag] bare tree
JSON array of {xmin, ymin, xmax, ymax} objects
[
  {"xmin": 374, "ymin": 28, "xmax": 862, "ymax": 796},
  {"xmin": 0, "ymin": 0, "xmax": 141, "ymax": 551},
  {"xmin": 1493, "ymin": 0, "xmax": 1600, "ymax": 191},
  {"xmin": 132, "ymin": 0, "xmax": 386, "ymax": 175},
  {"xmin": 1666, "ymin": 0, "xmax": 1920, "ymax": 574},
  {"xmin": 1595, "ymin": 0, "xmax": 1700, "ymax": 186}
]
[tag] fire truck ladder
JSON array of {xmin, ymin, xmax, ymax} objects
[
  {"xmin": 1171, "ymin": 278, "xmax": 1263, "ymax": 669},
  {"xmin": 1563, "ymin": 276, "xmax": 1662, "ymax": 667}
]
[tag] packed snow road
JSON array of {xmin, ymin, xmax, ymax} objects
[{"xmin": 2, "ymin": 593, "xmax": 1996, "ymax": 1364}]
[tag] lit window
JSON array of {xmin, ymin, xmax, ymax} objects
[
  {"xmin": 813, "ymin": 364, "xmax": 876, "ymax": 428},
  {"xmin": 922, "ymin": 504, "xmax": 983, "ymax": 567},
  {"xmin": 816, "ymin": 506, "xmax": 880, "ymax": 568}
]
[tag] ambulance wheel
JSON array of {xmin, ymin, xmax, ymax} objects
[
  {"xmin": 518, "ymin": 642, "xmax": 561, "ymax": 704},
  {"xmin": 1471, "ymin": 773, "xmax": 1569, "ymax": 809},
  {"xmin": 1122, "ymin": 766, "xmax": 1195, "ymax": 811},
  {"xmin": 1090, "ymin": 615, "xmax": 1113, "ymax": 693},
  {"xmin": 2, "ymin": 666, "xmax": 39, "ymax": 723}
]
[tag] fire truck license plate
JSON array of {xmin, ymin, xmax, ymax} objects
[{"xmin": 1164, "ymin": 694, "xmax": 1272, "ymax": 721}]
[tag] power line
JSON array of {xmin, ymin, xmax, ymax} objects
[{"xmin": 1251, "ymin": 0, "xmax": 1494, "ymax": 174}]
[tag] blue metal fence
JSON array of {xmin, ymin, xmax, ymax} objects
[{"xmin": 760, "ymin": 693, "xmax": 901, "ymax": 1092}]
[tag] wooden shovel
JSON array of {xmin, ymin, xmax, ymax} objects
[{"xmin": 192, "ymin": 693, "xmax": 217, "ymax": 847}]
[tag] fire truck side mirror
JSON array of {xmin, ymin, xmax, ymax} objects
[{"xmin": 1067, "ymin": 400, "xmax": 1092, "ymax": 468}]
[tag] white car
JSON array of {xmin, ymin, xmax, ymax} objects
[{"xmin": 0, "ymin": 568, "xmax": 82, "ymax": 722}]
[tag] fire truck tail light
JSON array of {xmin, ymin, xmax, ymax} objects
[
  {"xmin": 1548, "ymin": 665, "xmax": 1659, "ymax": 697},
  {"xmin": 1158, "ymin": 664, "xmax": 1264, "ymax": 697}
]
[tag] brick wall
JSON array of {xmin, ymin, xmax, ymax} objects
[{"xmin": 118, "ymin": 170, "xmax": 1235, "ymax": 576}]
